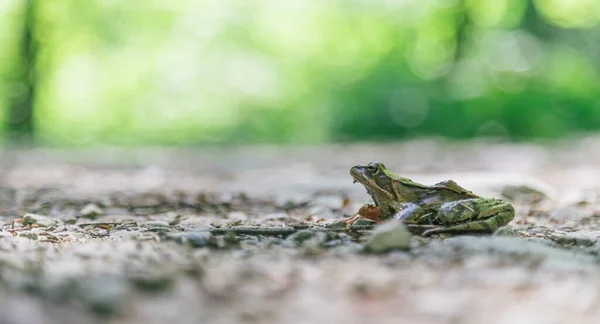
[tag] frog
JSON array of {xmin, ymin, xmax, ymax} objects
[{"xmin": 347, "ymin": 161, "xmax": 515, "ymax": 236}]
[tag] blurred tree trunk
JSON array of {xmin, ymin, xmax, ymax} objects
[
  {"xmin": 522, "ymin": 0, "xmax": 556, "ymax": 40},
  {"xmin": 452, "ymin": 0, "xmax": 471, "ymax": 63},
  {"xmin": 7, "ymin": 0, "xmax": 38, "ymax": 146},
  {"xmin": 452, "ymin": 0, "xmax": 555, "ymax": 65}
]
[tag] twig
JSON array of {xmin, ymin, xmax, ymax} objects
[
  {"xmin": 206, "ymin": 224, "xmax": 375, "ymax": 237},
  {"xmin": 78, "ymin": 222, "xmax": 138, "ymax": 228},
  {"xmin": 208, "ymin": 226, "xmax": 306, "ymax": 236}
]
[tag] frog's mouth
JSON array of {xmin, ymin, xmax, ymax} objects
[{"xmin": 350, "ymin": 165, "xmax": 394, "ymax": 204}]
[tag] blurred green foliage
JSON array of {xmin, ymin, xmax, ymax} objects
[{"xmin": 1, "ymin": 0, "xmax": 600, "ymax": 145}]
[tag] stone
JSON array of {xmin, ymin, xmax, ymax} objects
[
  {"xmin": 127, "ymin": 269, "xmax": 174, "ymax": 292},
  {"xmin": 364, "ymin": 220, "xmax": 411, "ymax": 253},
  {"xmin": 22, "ymin": 213, "xmax": 62, "ymax": 228},
  {"xmin": 351, "ymin": 218, "xmax": 377, "ymax": 228},
  {"xmin": 142, "ymin": 221, "xmax": 170, "ymax": 228},
  {"xmin": 286, "ymin": 229, "xmax": 316, "ymax": 245},
  {"xmin": 494, "ymin": 225, "xmax": 517, "ymax": 236},
  {"xmin": 501, "ymin": 185, "xmax": 548, "ymax": 203},
  {"xmin": 19, "ymin": 232, "xmax": 38, "ymax": 240},
  {"xmin": 185, "ymin": 232, "xmax": 213, "ymax": 248},
  {"xmin": 324, "ymin": 221, "xmax": 348, "ymax": 230},
  {"xmin": 286, "ymin": 229, "xmax": 330, "ymax": 253},
  {"xmin": 80, "ymin": 204, "xmax": 104, "ymax": 219},
  {"xmin": 77, "ymin": 274, "xmax": 131, "ymax": 315}
]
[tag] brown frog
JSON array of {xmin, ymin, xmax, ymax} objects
[{"xmin": 348, "ymin": 161, "xmax": 515, "ymax": 236}]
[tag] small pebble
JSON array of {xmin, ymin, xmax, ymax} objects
[
  {"xmin": 286, "ymin": 229, "xmax": 316, "ymax": 245},
  {"xmin": 19, "ymin": 232, "xmax": 39, "ymax": 240},
  {"xmin": 22, "ymin": 214, "xmax": 62, "ymax": 228},
  {"xmin": 80, "ymin": 204, "xmax": 104, "ymax": 219},
  {"xmin": 128, "ymin": 270, "xmax": 174, "ymax": 292},
  {"xmin": 186, "ymin": 232, "xmax": 213, "ymax": 248},
  {"xmin": 364, "ymin": 220, "xmax": 411, "ymax": 253}
]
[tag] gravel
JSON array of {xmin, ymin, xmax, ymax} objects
[{"xmin": 2, "ymin": 140, "xmax": 600, "ymax": 323}]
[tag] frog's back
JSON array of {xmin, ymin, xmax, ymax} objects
[
  {"xmin": 431, "ymin": 180, "xmax": 479, "ymax": 198},
  {"xmin": 388, "ymin": 173, "xmax": 479, "ymax": 199}
]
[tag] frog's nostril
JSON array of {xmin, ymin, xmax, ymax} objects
[{"xmin": 350, "ymin": 166, "xmax": 364, "ymax": 179}]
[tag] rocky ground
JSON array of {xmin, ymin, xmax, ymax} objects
[{"xmin": 2, "ymin": 138, "xmax": 600, "ymax": 324}]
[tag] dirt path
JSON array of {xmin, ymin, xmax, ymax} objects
[{"xmin": 2, "ymin": 138, "xmax": 600, "ymax": 324}]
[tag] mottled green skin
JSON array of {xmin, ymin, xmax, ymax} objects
[{"xmin": 350, "ymin": 161, "xmax": 515, "ymax": 236}]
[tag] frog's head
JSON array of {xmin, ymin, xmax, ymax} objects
[{"xmin": 350, "ymin": 161, "xmax": 395, "ymax": 203}]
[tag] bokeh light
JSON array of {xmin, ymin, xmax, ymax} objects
[{"xmin": 0, "ymin": 0, "xmax": 598, "ymax": 145}]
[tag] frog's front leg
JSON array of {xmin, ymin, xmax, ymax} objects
[
  {"xmin": 345, "ymin": 204, "xmax": 385, "ymax": 225},
  {"xmin": 423, "ymin": 198, "xmax": 515, "ymax": 236},
  {"xmin": 347, "ymin": 201, "xmax": 416, "ymax": 226}
]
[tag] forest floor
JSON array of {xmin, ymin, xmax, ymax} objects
[{"xmin": 2, "ymin": 138, "xmax": 600, "ymax": 324}]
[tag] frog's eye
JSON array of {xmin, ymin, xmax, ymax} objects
[{"xmin": 367, "ymin": 163, "xmax": 379, "ymax": 174}]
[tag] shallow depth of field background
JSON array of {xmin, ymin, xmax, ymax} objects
[{"xmin": 1, "ymin": 0, "xmax": 600, "ymax": 146}]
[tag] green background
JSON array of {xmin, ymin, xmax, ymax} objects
[{"xmin": 2, "ymin": 0, "xmax": 600, "ymax": 145}]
